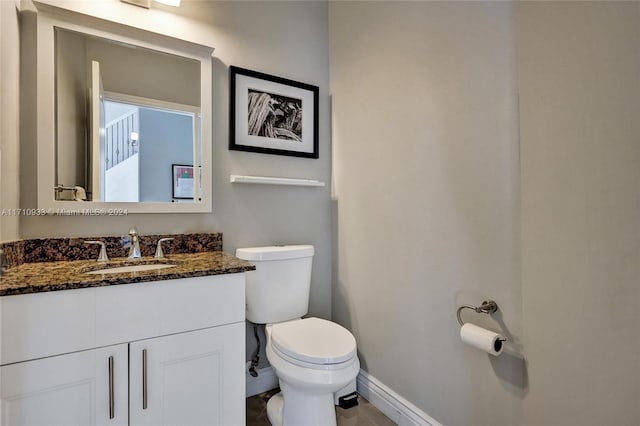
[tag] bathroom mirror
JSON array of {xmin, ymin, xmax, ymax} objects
[
  {"xmin": 56, "ymin": 28, "xmax": 202, "ymax": 204},
  {"xmin": 34, "ymin": 5, "xmax": 213, "ymax": 213}
]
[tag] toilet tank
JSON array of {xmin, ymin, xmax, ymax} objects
[{"xmin": 236, "ymin": 245, "xmax": 314, "ymax": 324}]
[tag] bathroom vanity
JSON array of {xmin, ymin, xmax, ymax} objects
[{"xmin": 0, "ymin": 234, "xmax": 254, "ymax": 426}]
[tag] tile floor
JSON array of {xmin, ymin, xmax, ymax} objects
[{"xmin": 246, "ymin": 388, "xmax": 396, "ymax": 426}]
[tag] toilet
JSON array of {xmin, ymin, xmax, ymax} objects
[{"xmin": 236, "ymin": 245, "xmax": 360, "ymax": 426}]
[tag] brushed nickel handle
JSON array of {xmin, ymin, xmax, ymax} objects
[
  {"xmin": 142, "ymin": 349, "xmax": 148, "ymax": 410},
  {"xmin": 108, "ymin": 356, "xmax": 114, "ymax": 419}
]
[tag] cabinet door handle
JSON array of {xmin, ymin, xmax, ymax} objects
[
  {"xmin": 142, "ymin": 349, "xmax": 148, "ymax": 410},
  {"xmin": 108, "ymin": 356, "xmax": 115, "ymax": 419}
]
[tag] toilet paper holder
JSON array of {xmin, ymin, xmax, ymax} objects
[{"xmin": 456, "ymin": 300, "xmax": 499, "ymax": 326}]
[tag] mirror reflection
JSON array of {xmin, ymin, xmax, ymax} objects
[
  {"xmin": 54, "ymin": 28, "xmax": 202, "ymax": 203},
  {"xmin": 102, "ymin": 98, "xmax": 199, "ymax": 202}
]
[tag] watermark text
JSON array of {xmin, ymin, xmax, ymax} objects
[{"xmin": 1, "ymin": 208, "xmax": 129, "ymax": 216}]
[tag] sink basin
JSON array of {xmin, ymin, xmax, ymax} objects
[{"xmin": 84, "ymin": 263, "xmax": 177, "ymax": 275}]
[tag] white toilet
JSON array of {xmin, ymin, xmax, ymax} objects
[{"xmin": 236, "ymin": 245, "xmax": 360, "ymax": 426}]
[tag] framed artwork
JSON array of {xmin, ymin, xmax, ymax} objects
[
  {"xmin": 172, "ymin": 164, "xmax": 195, "ymax": 199},
  {"xmin": 229, "ymin": 66, "xmax": 319, "ymax": 159}
]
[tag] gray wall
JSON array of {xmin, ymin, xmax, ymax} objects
[
  {"xmin": 518, "ymin": 2, "xmax": 640, "ymax": 425},
  {"xmin": 55, "ymin": 29, "xmax": 87, "ymax": 189},
  {"xmin": 330, "ymin": 2, "xmax": 640, "ymax": 426},
  {"xmin": 0, "ymin": 0, "xmax": 21, "ymax": 242},
  {"xmin": 85, "ymin": 35, "xmax": 200, "ymax": 107},
  {"xmin": 138, "ymin": 108, "xmax": 193, "ymax": 202},
  {"xmin": 329, "ymin": 3, "xmax": 522, "ymax": 425}
]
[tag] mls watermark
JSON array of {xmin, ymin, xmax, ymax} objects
[{"xmin": 1, "ymin": 208, "xmax": 129, "ymax": 216}]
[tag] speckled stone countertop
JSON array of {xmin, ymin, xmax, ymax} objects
[
  {"xmin": 0, "ymin": 251, "xmax": 255, "ymax": 297},
  {"xmin": 0, "ymin": 232, "xmax": 224, "ymax": 267}
]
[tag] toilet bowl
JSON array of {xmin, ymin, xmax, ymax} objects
[
  {"xmin": 265, "ymin": 318, "xmax": 360, "ymax": 426},
  {"xmin": 236, "ymin": 245, "xmax": 360, "ymax": 426}
]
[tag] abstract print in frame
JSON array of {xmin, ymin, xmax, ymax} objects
[{"xmin": 229, "ymin": 66, "xmax": 319, "ymax": 159}]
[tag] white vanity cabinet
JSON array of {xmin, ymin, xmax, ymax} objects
[
  {"xmin": 129, "ymin": 325, "xmax": 244, "ymax": 426},
  {"xmin": 1, "ymin": 344, "xmax": 129, "ymax": 426},
  {"xmin": 0, "ymin": 274, "xmax": 246, "ymax": 426}
]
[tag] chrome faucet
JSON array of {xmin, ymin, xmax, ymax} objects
[{"xmin": 128, "ymin": 227, "xmax": 142, "ymax": 259}]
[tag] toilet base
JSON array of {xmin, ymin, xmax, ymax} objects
[
  {"xmin": 266, "ymin": 392, "xmax": 284, "ymax": 426},
  {"xmin": 334, "ymin": 379, "xmax": 357, "ymax": 406},
  {"xmin": 267, "ymin": 385, "xmax": 337, "ymax": 426}
]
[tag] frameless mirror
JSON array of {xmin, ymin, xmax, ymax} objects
[{"xmin": 55, "ymin": 28, "xmax": 202, "ymax": 204}]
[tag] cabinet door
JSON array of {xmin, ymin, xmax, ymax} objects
[
  {"xmin": 130, "ymin": 323, "xmax": 245, "ymax": 426},
  {"xmin": 1, "ymin": 344, "xmax": 128, "ymax": 426}
]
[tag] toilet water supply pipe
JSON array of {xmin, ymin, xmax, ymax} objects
[{"xmin": 249, "ymin": 324, "xmax": 260, "ymax": 377}]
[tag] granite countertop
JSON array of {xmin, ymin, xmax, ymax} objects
[{"xmin": 0, "ymin": 251, "xmax": 255, "ymax": 297}]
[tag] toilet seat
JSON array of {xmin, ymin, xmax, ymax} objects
[{"xmin": 269, "ymin": 317, "xmax": 357, "ymax": 368}]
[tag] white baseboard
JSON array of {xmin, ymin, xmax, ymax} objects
[
  {"xmin": 245, "ymin": 366, "xmax": 441, "ymax": 426},
  {"xmin": 246, "ymin": 366, "xmax": 279, "ymax": 398},
  {"xmin": 357, "ymin": 369, "xmax": 442, "ymax": 426}
]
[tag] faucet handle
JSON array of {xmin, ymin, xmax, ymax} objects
[
  {"xmin": 84, "ymin": 241, "xmax": 109, "ymax": 262},
  {"xmin": 155, "ymin": 238, "xmax": 174, "ymax": 259}
]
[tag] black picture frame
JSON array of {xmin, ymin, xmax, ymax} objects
[{"xmin": 229, "ymin": 66, "xmax": 319, "ymax": 159}]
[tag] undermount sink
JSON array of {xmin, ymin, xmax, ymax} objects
[{"xmin": 84, "ymin": 263, "xmax": 177, "ymax": 275}]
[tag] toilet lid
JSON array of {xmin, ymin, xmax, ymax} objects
[{"xmin": 270, "ymin": 317, "xmax": 357, "ymax": 365}]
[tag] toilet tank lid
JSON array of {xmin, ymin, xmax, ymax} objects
[{"xmin": 236, "ymin": 245, "xmax": 314, "ymax": 261}]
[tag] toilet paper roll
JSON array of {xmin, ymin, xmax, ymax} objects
[{"xmin": 460, "ymin": 323, "xmax": 505, "ymax": 356}]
